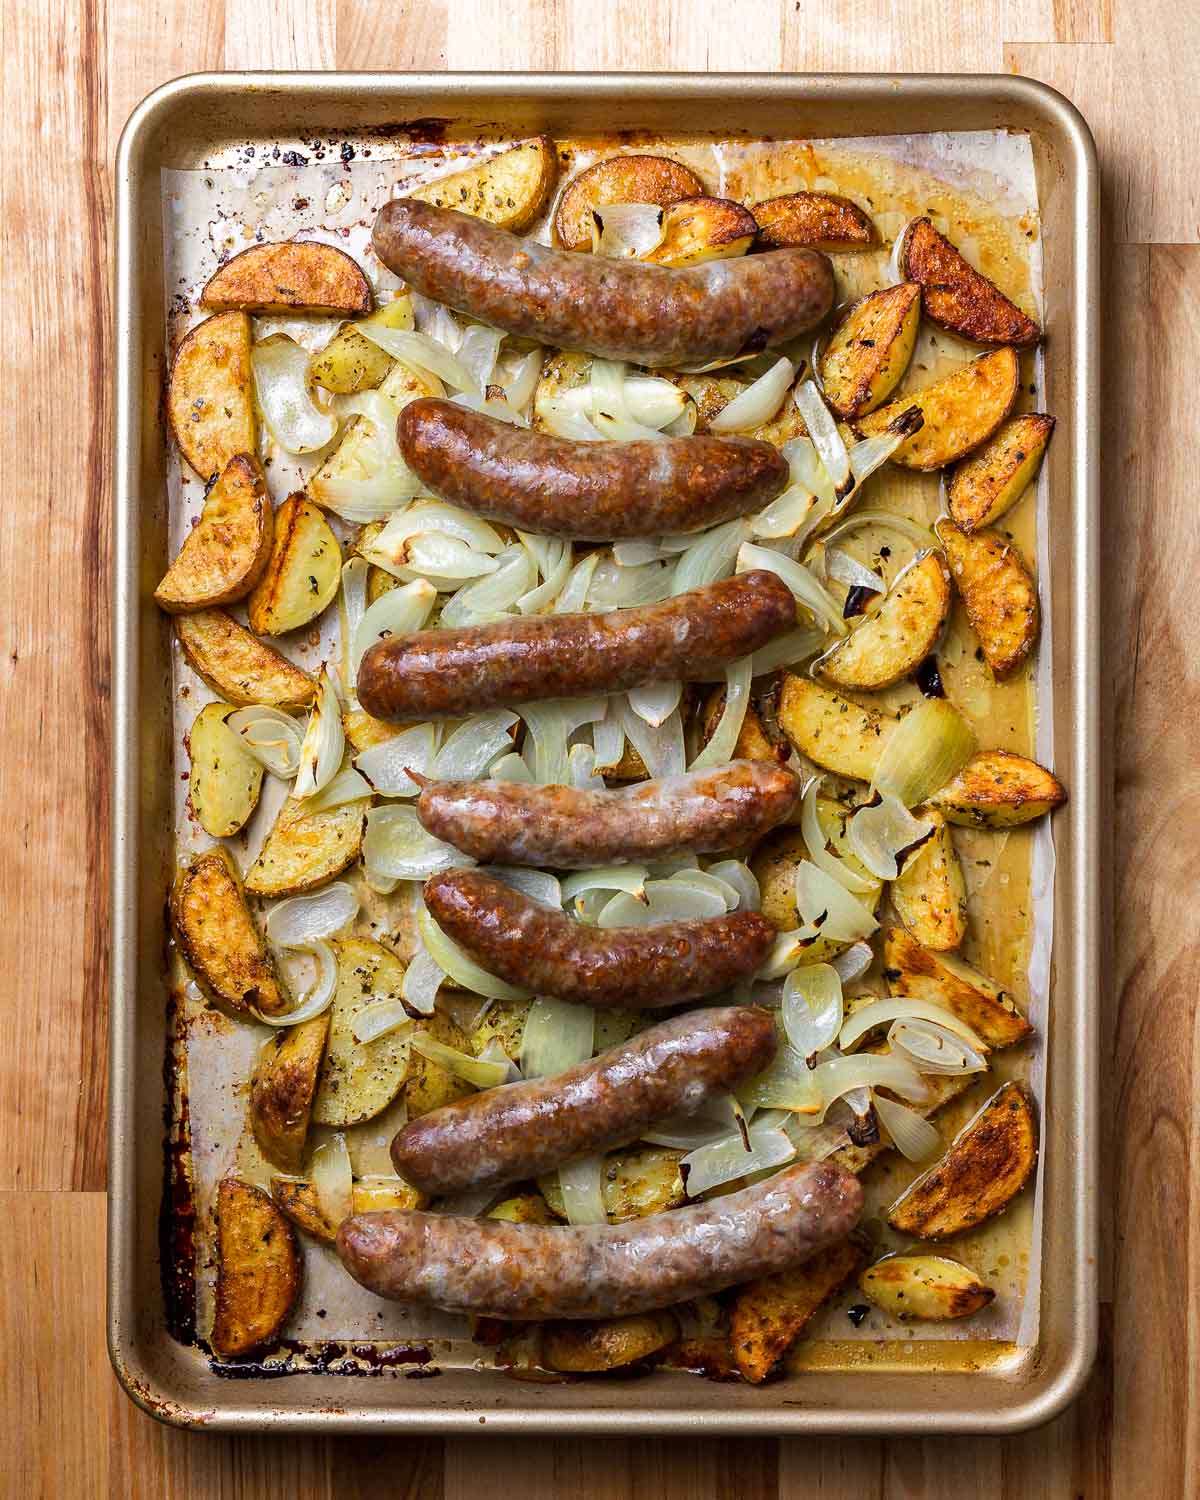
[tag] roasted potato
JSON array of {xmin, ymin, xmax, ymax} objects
[
  {"xmin": 729, "ymin": 1238, "xmax": 867, "ymax": 1383},
  {"xmin": 175, "ymin": 609, "xmax": 316, "ymax": 709},
  {"xmin": 404, "ymin": 1007, "xmax": 476, "ymax": 1118},
  {"xmin": 272, "ymin": 1174, "xmax": 426, "ymax": 1244},
  {"xmin": 700, "ymin": 688, "xmax": 786, "ymax": 765},
  {"xmin": 890, "ymin": 811, "xmax": 967, "ymax": 951},
  {"xmin": 555, "ymin": 154, "xmax": 705, "ymax": 251},
  {"xmin": 777, "ymin": 675, "xmax": 895, "ymax": 782},
  {"xmin": 539, "ymin": 1146, "xmax": 686, "ymax": 1223},
  {"xmin": 488, "ymin": 1193, "xmax": 557, "ymax": 1225},
  {"xmin": 902, "ymin": 217, "xmax": 1040, "ymax": 347},
  {"xmin": 155, "ymin": 453, "xmax": 273, "ymax": 613},
  {"xmin": 342, "ymin": 706, "xmax": 406, "ymax": 754},
  {"xmin": 249, "ymin": 1015, "xmax": 331, "ymax": 1170},
  {"xmin": 543, "ymin": 1311, "xmax": 679, "ymax": 1373},
  {"xmin": 170, "ymin": 848, "xmax": 288, "ymax": 1016},
  {"xmin": 887, "ymin": 1081, "xmax": 1037, "ymax": 1239},
  {"xmin": 645, "ymin": 196, "xmax": 757, "ymax": 267},
  {"xmin": 854, "ymin": 348, "xmax": 1021, "ymax": 471},
  {"xmin": 311, "ymin": 937, "xmax": 411, "ymax": 1127},
  {"xmin": 751, "ymin": 801, "xmax": 881, "ymax": 937},
  {"xmin": 883, "ymin": 925, "xmax": 1031, "ymax": 1048},
  {"xmin": 187, "ymin": 702, "xmax": 265, "ymax": 838},
  {"xmin": 947, "ymin": 413, "xmax": 1055, "ymax": 532},
  {"xmin": 670, "ymin": 369, "xmax": 807, "ymax": 444},
  {"xmin": 210, "ymin": 1178, "xmax": 301, "ymax": 1358},
  {"xmin": 309, "ymin": 296, "xmax": 414, "ymax": 395},
  {"xmin": 469, "ymin": 998, "xmax": 532, "ymax": 1061},
  {"xmin": 819, "ymin": 282, "xmax": 921, "ymax": 420},
  {"xmin": 247, "ymin": 493, "xmax": 342, "ymax": 636},
  {"xmin": 938, "ymin": 521, "xmax": 1039, "ymax": 679},
  {"xmin": 353, "ymin": 1175, "xmax": 426, "ymax": 1214},
  {"xmin": 308, "ymin": 358, "xmax": 441, "ymax": 508},
  {"xmin": 927, "ymin": 750, "xmax": 1066, "ymax": 828},
  {"xmin": 168, "ymin": 311, "xmax": 257, "ymax": 481},
  {"xmin": 750, "ymin": 191, "xmax": 876, "ymax": 252},
  {"xmin": 200, "ymin": 240, "xmax": 372, "ymax": 316},
  {"xmin": 409, "ymin": 137, "xmax": 556, "ymax": 231},
  {"xmin": 859, "ymin": 1254, "xmax": 995, "ymax": 1321},
  {"xmin": 831, "ymin": 1070, "xmax": 975, "ymax": 1177},
  {"xmin": 244, "ymin": 794, "xmax": 369, "ymax": 898},
  {"xmin": 815, "ymin": 551, "xmax": 951, "ymax": 692}
]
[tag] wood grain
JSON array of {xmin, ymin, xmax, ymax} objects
[{"xmin": 2, "ymin": 0, "xmax": 1197, "ymax": 1493}]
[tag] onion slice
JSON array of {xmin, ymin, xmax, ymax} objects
[
  {"xmin": 591, "ymin": 202, "xmax": 667, "ymax": 259},
  {"xmin": 252, "ymin": 335, "xmax": 339, "ymax": 454},
  {"xmin": 411, "ymin": 1031, "xmax": 510, "ymax": 1089},
  {"xmin": 800, "ymin": 776, "xmax": 876, "ymax": 895},
  {"xmin": 847, "ymin": 793, "xmax": 934, "ymax": 880},
  {"xmin": 311, "ymin": 1132, "xmax": 353, "ymax": 1226},
  {"xmin": 690, "ymin": 654, "xmax": 752, "ymax": 771},
  {"xmin": 558, "ymin": 1154, "xmax": 608, "ymax": 1225},
  {"xmin": 681, "ymin": 1118, "xmax": 796, "ymax": 1197},
  {"xmin": 709, "ymin": 357, "xmax": 795, "ymax": 434},
  {"xmin": 810, "ymin": 1051, "xmax": 930, "ymax": 1119},
  {"xmin": 293, "ymin": 669, "xmax": 345, "ymax": 801},
  {"xmin": 363, "ymin": 805, "xmax": 471, "ymax": 881},
  {"xmin": 794, "ymin": 860, "xmax": 879, "ymax": 942},
  {"xmin": 736, "ymin": 541, "xmax": 847, "ymax": 637},
  {"xmin": 872, "ymin": 1092, "xmax": 942, "ymax": 1162},
  {"xmin": 254, "ymin": 940, "xmax": 338, "ymax": 1027},
  {"xmin": 782, "ymin": 963, "xmax": 844, "ymax": 1058},
  {"xmin": 227, "ymin": 706, "xmax": 304, "ymax": 779},
  {"xmin": 265, "ymin": 883, "xmax": 358, "ymax": 949},
  {"xmin": 417, "ymin": 904, "xmax": 530, "ymax": 1001},
  {"xmin": 352, "ymin": 999, "xmax": 414, "ymax": 1044},
  {"xmin": 520, "ymin": 997, "xmax": 594, "ymax": 1078},
  {"xmin": 355, "ymin": 723, "xmax": 438, "ymax": 798},
  {"xmin": 871, "ymin": 699, "xmax": 976, "ymax": 808}
]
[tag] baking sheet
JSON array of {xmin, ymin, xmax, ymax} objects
[{"xmin": 161, "ymin": 125, "xmax": 1054, "ymax": 1364}]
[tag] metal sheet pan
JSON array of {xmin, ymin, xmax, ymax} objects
[{"xmin": 110, "ymin": 71, "xmax": 1099, "ymax": 1434}]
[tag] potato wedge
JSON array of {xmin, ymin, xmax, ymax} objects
[
  {"xmin": 404, "ymin": 1008, "xmax": 475, "ymax": 1118},
  {"xmin": 272, "ymin": 1174, "xmax": 426, "ymax": 1244},
  {"xmin": 309, "ymin": 296, "xmax": 415, "ymax": 395},
  {"xmin": 543, "ymin": 1311, "xmax": 679, "ymax": 1374},
  {"xmin": 155, "ymin": 453, "xmax": 273, "ymax": 613},
  {"xmin": 859, "ymin": 1254, "xmax": 995, "ymax": 1321},
  {"xmin": 187, "ymin": 702, "xmax": 265, "ymax": 838},
  {"xmin": 927, "ymin": 749, "xmax": 1066, "ymax": 828},
  {"xmin": 700, "ymin": 689, "xmax": 786, "ymax": 765},
  {"xmin": 815, "ymin": 551, "xmax": 951, "ymax": 691},
  {"xmin": 211, "ymin": 1179, "xmax": 301, "ymax": 1358},
  {"xmin": 883, "ymin": 925, "xmax": 1031, "ymax": 1048},
  {"xmin": 342, "ymin": 707, "xmax": 406, "ymax": 754},
  {"xmin": 644, "ymin": 196, "xmax": 757, "ymax": 267},
  {"xmin": 539, "ymin": 1146, "xmax": 686, "ymax": 1223},
  {"xmin": 938, "ymin": 521, "xmax": 1039, "ymax": 679},
  {"xmin": 409, "ymin": 137, "xmax": 556, "ymax": 232},
  {"xmin": 170, "ymin": 848, "xmax": 288, "ymax": 1017},
  {"xmin": 175, "ymin": 609, "xmax": 316, "ymax": 709},
  {"xmin": 168, "ymin": 311, "xmax": 257, "ymax": 481},
  {"xmin": 200, "ymin": 241, "xmax": 372, "ymax": 316},
  {"xmin": 555, "ymin": 154, "xmax": 704, "ymax": 251},
  {"xmin": 854, "ymin": 348, "xmax": 1021, "ymax": 471},
  {"xmin": 947, "ymin": 413, "xmax": 1055, "ymax": 532},
  {"xmin": 244, "ymin": 795, "xmax": 369, "ymax": 898},
  {"xmin": 308, "ymin": 358, "xmax": 441, "ymax": 508},
  {"xmin": 777, "ymin": 675, "xmax": 895, "ymax": 782},
  {"xmin": 887, "ymin": 1081, "xmax": 1037, "ymax": 1239},
  {"xmin": 246, "ymin": 494, "xmax": 342, "ymax": 637},
  {"xmin": 729, "ymin": 1238, "xmax": 867, "ymax": 1384},
  {"xmin": 487, "ymin": 1193, "xmax": 557, "ymax": 1225},
  {"xmin": 751, "ymin": 191, "xmax": 876, "ymax": 252},
  {"xmin": 818, "ymin": 282, "xmax": 921, "ymax": 420},
  {"xmin": 902, "ymin": 217, "xmax": 1040, "ymax": 347},
  {"xmin": 890, "ymin": 811, "xmax": 967, "ymax": 951},
  {"xmin": 249, "ymin": 1015, "xmax": 331, "ymax": 1170},
  {"xmin": 311, "ymin": 938, "xmax": 411, "ymax": 1127}
]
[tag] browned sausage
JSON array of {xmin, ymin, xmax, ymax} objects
[
  {"xmin": 372, "ymin": 199, "xmax": 835, "ymax": 367},
  {"xmin": 337, "ymin": 1160, "xmax": 863, "ymax": 1318},
  {"xmin": 415, "ymin": 760, "xmax": 800, "ymax": 868},
  {"xmin": 396, "ymin": 397, "xmax": 789, "ymax": 540},
  {"xmin": 391, "ymin": 1005, "xmax": 777, "ymax": 1196},
  {"xmin": 423, "ymin": 869, "xmax": 775, "ymax": 1008},
  {"xmin": 356, "ymin": 570, "xmax": 796, "ymax": 722}
]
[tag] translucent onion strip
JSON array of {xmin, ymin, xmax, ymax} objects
[
  {"xmin": 417, "ymin": 904, "xmax": 530, "ymax": 1001},
  {"xmin": 265, "ymin": 882, "xmax": 358, "ymax": 949},
  {"xmin": 227, "ymin": 706, "xmax": 304, "ymax": 779},
  {"xmin": 254, "ymin": 941, "xmax": 338, "ymax": 1027},
  {"xmin": 591, "ymin": 202, "xmax": 666, "ymax": 259},
  {"xmin": 888, "ymin": 1018, "xmax": 989, "ymax": 1076},
  {"xmin": 305, "ymin": 765, "xmax": 374, "ymax": 812},
  {"xmin": 433, "ymin": 710, "xmax": 519, "ymax": 781},
  {"xmin": 690, "ymin": 655, "xmax": 752, "ymax": 772},
  {"xmin": 411, "ymin": 1032, "xmax": 510, "ymax": 1089},
  {"xmin": 402, "ymin": 942, "xmax": 444, "ymax": 1015},
  {"xmin": 682, "ymin": 1118, "xmax": 796, "ymax": 1197},
  {"xmin": 709, "ymin": 356, "xmax": 795, "ymax": 433},
  {"xmin": 558, "ymin": 1155, "xmax": 608, "ymax": 1225},
  {"xmin": 794, "ymin": 860, "xmax": 879, "ymax": 942},
  {"xmin": 293, "ymin": 669, "xmax": 345, "ymax": 800},
  {"xmin": 871, "ymin": 699, "xmax": 976, "ymax": 808},
  {"xmin": 352, "ymin": 580, "xmax": 438, "ymax": 680},
  {"xmin": 338, "ymin": 556, "xmax": 369, "ymax": 699},
  {"xmin": 847, "ymin": 793, "xmax": 934, "ymax": 880},
  {"xmin": 352, "ymin": 1000, "xmax": 414, "ymax": 1044},
  {"xmin": 358, "ymin": 325, "xmax": 480, "ymax": 393},
  {"xmin": 311, "ymin": 1133, "xmax": 354, "ymax": 1226},
  {"xmin": 355, "ymin": 723, "xmax": 438, "ymax": 798},
  {"xmin": 627, "ymin": 679, "xmax": 682, "ymax": 729},
  {"xmin": 520, "ymin": 997, "xmax": 594, "ymax": 1078},
  {"xmin": 800, "ymin": 777, "xmax": 876, "ymax": 895},
  {"xmin": 793, "ymin": 379, "xmax": 851, "ymax": 498},
  {"xmin": 737, "ymin": 1046, "xmax": 823, "ymax": 1114},
  {"xmin": 736, "ymin": 541, "xmax": 847, "ymax": 637},
  {"xmin": 872, "ymin": 1091, "xmax": 942, "ymax": 1163},
  {"xmin": 251, "ymin": 335, "xmax": 339, "ymax": 453},
  {"xmin": 810, "ymin": 1052, "xmax": 929, "ymax": 1120},
  {"xmin": 363, "ymin": 805, "xmax": 471, "ymax": 880},
  {"xmin": 782, "ymin": 963, "xmax": 844, "ymax": 1058}
]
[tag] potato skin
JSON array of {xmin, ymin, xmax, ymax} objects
[
  {"xmin": 211, "ymin": 1179, "xmax": 301, "ymax": 1358},
  {"xmin": 902, "ymin": 217, "xmax": 1040, "ymax": 347},
  {"xmin": 171, "ymin": 848, "xmax": 289, "ymax": 1016},
  {"xmin": 247, "ymin": 493, "xmax": 342, "ymax": 637},
  {"xmin": 883, "ymin": 925, "xmax": 1032, "ymax": 1048},
  {"xmin": 554, "ymin": 154, "xmax": 705, "ymax": 250},
  {"xmin": 814, "ymin": 551, "xmax": 951, "ymax": 692},
  {"xmin": 729, "ymin": 1237, "xmax": 867, "ymax": 1383},
  {"xmin": 819, "ymin": 282, "xmax": 921, "ymax": 419},
  {"xmin": 200, "ymin": 240, "xmax": 372, "ymax": 316},
  {"xmin": 927, "ymin": 749, "xmax": 1066, "ymax": 828},
  {"xmin": 542, "ymin": 1310, "xmax": 679, "ymax": 1373},
  {"xmin": 409, "ymin": 137, "xmax": 557, "ymax": 232},
  {"xmin": 854, "ymin": 348, "xmax": 1020, "ymax": 471},
  {"xmin": 272, "ymin": 1174, "xmax": 427, "ymax": 1242},
  {"xmin": 700, "ymin": 689, "xmax": 787, "ymax": 766},
  {"xmin": 938, "ymin": 520, "xmax": 1039, "ymax": 679},
  {"xmin": 250, "ymin": 1014, "xmax": 331, "ymax": 1170},
  {"xmin": 167, "ymin": 311, "xmax": 256, "ymax": 481},
  {"xmin": 155, "ymin": 453, "xmax": 273, "ymax": 613},
  {"xmin": 947, "ymin": 413, "xmax": 1055, "ymax": 532},
  {"xmin": 751, "ymin": 192, "xmax": 876, "ymax": 252},
  {"xmin": 859, "ymin": 1254, "xmax": 995, "ymax": 1321},
  {"xmin": 174, "ymin": 609, "xmax": 316, "ymax": 709}
]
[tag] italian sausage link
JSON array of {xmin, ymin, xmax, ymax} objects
[
  {"xmin": 372, "ymin": 199, "xmax": 835, "ymax": 367},
  {"xmin": 356, "ymin": 570, "xmax": 796, "ymax": 722},
  {"xmin": 337, "ymin": 1161, "xmax": 864, "ymax": 1318},
  {"xmin": 397, "ymin": 398, "xmax": 790, "ymax": 541},
  {"xmin": 415, "ymin": 760, "xmax": 800, "ymax": 869},
  {"xmin": 391, "ymin": 1005, "xmax": 777, "ymax": 1197},
  {"xmin": 423, "ymin": 869, "xmax": 775, "ymax": 1008}
]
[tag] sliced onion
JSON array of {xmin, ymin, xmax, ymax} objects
[
  {"xmin": 397, "ymin": 533, "xmax": 500, "ymax": 586},
  {"xmin": 502, "ymin": 347, "xmax": 543, "ymax": 414},
  {"xmin": 591, "ymin": 201, "xmax": 666, "ymax": 259},
  {"xmin": 782, "ymin": 435, "xmax": 837, "ymax": 508},
  {"xmin": 782, "ymin": 963, "xmax": 844, "ymax": 1058},
  {"xmin": 642, "ymin": 1114, "xmax": 741, "ymax": 1151},
  {"xmin": 433, "ymin": 710, "xmax": 519, "ymax": 781},
  {"xmin": 439, "ymin": 546, "xmax": 535, "ymax": 625},
  {"xmin": 614, "ymin": 540, "xmax": 670, "ymax": 567},
  {"xmin": 738, "ymin": 1045, "xmax": 823, "ymax": 1114},
  {"xmin": 665, "ymin": 400, "xmax": 698, "ymax": 437},
  {"xmin": 486, "ymin": 865, "xmax": 563, "ymax": 907},
  {"xmin": 293, "ymin": 669, "xmax": 345, "ymax": 800},
  {"xmin": 567, "ymin": 740, "xmax": 603, "ymax": 788},
  {"xmin": 365, "ymin": 501, "xmax": 507, "ymax": 574},
  {"xmin": 558, "ymin": 1154, "xmax": 608, "ymax": 1225},
  {"xmin": 411, "ymin": 1031, "xmax": 510, "ymax": 1088},
  {"xmin": 352, "ymin": 1000, "xmax": 414, "ymax": 1044},
  {"xmin": 585, "ymin": 557, "xmax": 671, "ymax": 609},
  {"xmin": 254, "ymin": 940, "xmax": 337, "ymax": 1027},
  {"xmin": 589, "ymin": 359, "xmax": 667, "ymax": 441},
  {"xmin": 311, "ymin": 1132, "xmax": 353, "ymax": 1226},
  {"xmin": 793, "ymin": 379, "xmax": 851, "ymax": 499},
  {"xmin": 536, "ymin": 396, "xmax": 605, "ymax": 441},
  {"xmin": 811, "ymin": 1051, "xmax": 929, "ymax": 1119},
  {"xmin": 748, "ymin": 626, "xmax": 824, "ymax": 677},
  {"xmin": 690, "ymin": 654, "xmax": 752, "ymax": 771},
  {"xmin": 671, "ymin": 518, "xmax": 751, "ymax": 593},
  {"xmin": 794, "ymin": 860, "xmax": 879, "ymax": 942},
  {"xmin": 519, "ymin": 699, "xmax": 603, "ymax": 785},
  {"xmin": 363, "ymin": 805, "xmax": 472, "ymax": 880},
  {"xmin": 820, "ymin": 508, "xmax": 937, "ymax": 553},
  {"xmin": 456, "ymin": 325, "xmax": 504, "ymax": 391},
  {"xmin": 758, "ymin": 927, "xmax": 821, "ymax": 981},
  {"xmin": 417, "ymin": 904, "xmax": 529, "ymax": 1001},
  {"xmin": 682, "ymin": 1118, "xmax": 796, "ymax": 1197},
  {"xmin": 736, "ymin": 541, "xmax": 847, "ymax": 637},
  {"xmin": 840, "ymin": 997, "xmax": 984, "ymax": 1052},
  {"xmin": 669, "ymin": 868, "xmax": 740, "ymax": 911},
  {"xmin": 305, "ymin": 765, "xmax": 374, "ymax": 812},
  {"xmin": 561, "ymin": 866, "xmax": 648, "ymax": 909},
  {"xmin": 555, "ymin": 375, "xmax": 687, "ymax": 432},
  {"xmin": 355, "ymin": 723, "xmax": 438, "ymax": 797},
  {"xmin": 831, "ymin": 940, "xmax": 875, "ymax": 984},
  {"xmin": 338, "ymin": 557, "xmax": 369, "ymax": 699},
  {"xmin": 615, "ymin": 696, "xmax": 686, "ymax": 778},
  {"xmin": 227, "ymin": 706, "xmax": 304, "ymax": 779},
  {"xmin": 825, "ymin": 546, "xmax": 885, "ymax": 595},
  {"xmin": 709, "ymin": 356, "xmax": 795, "ymax": 433},
  {"xmin": 800, "ymin": 777, "xmax": 876, "ymax": 895},
  {"xmin": 315, "ymin": 393, "xmax": 427, "ymax": 523},
  {"xmin": 590, "ymin": 710, "xmax": 626, "ymax": 773},
  {"xmin": 705, "ymin": 859, "xmax": 760, "ymax": 911},
  {"xmin": 352, "ymin": 579, "xmax": 438, "ymax": 680},
  {"xmin": 847, "ymin": 793, "xmax": 934, "ymax": 879},
  {"xmin": 265, "ymin": 882, "xmax": 358, "ymax": 948},
  {"xmin": 872, "ymin": 1091, "xmax": 941, "ymax": 1163},
  {"xmin": 871, "ymin": 699, "xmax": 976, "ymax": 807},
  {"xmin": 488, "ymin": 750, "xmax": 534, "ymax": 783},
  {"xmin": 597, "ymin": 878, "xmax": 723, "ymax": 927},
  {"xmin": 358, "ymin": 325, "xmax": 479, "ymax": 393},
  {"xmin": 751, "ymin": 485, "xmax": 822, "ymax": 542},
  {"xmin": 252, "ymin": 335, "xmax": 338, "ymax": 453},
  {"xmin": 476, "ymin": 1037, "xmax": 522, "ymax": 1084},
  {"xmin": 402, "ymin": 941, "xmax": 444, "ymax": 1015},
  {"xmin": 520, "ymin": 997, "xmax": 594, "ymax": 1078},
  {"xmin": 889, "ymin": 1018, "xmax": 989, "ymax": 1076},
  {"xmin": 627, "ymin": 680, "xmax": 682, "ymax": 728},
  {"xmin": 554, "ymin": 551, "xmax": 601, "ymax": 612},
  {"xmin": 846, "ymin": 412, "xmax": 922, "ymax": 490},
  {"xmin": 516, "ymin": 533, "xmax": 572, "ymax": 614}
]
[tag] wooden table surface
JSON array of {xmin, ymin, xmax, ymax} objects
[{"xmin": 3, "ymin": 0, "xmax": 1197, "ymax": 1494}]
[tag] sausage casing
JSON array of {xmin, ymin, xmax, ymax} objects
[
  {"xmin": 397, "ymin": 397, "xmax": 790, "ymax": 541},
  {"xmin": 356, "ymin": 570, "xmax": 796, "ymax": 721},
  {"xmin": 391, "ymin": 1005, "xmax": 778, "ymax": 1196},
  {"xmin": 337, "ymin": 1160, "xmax": 864, "ymax": 1318},
  {"xmin": 423, "ymin": 869, "xmax": 775, "ymax": 1008},
  {"xmin": 372, "ymin": 199, "xmax": 835, "ymax": 367},
  {"xmin": 416, "ymin": 760, "xmax": 800, "ymax": 868}
]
